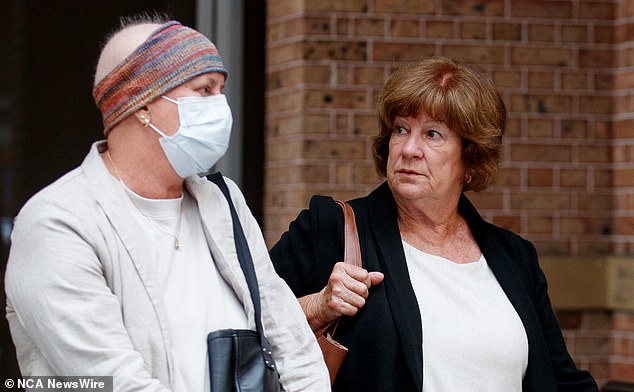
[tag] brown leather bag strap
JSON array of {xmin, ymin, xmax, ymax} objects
[
  {"xmin": 315, "ymin": 200, "xmax": 361, "ymax": 338},
  {"xmin": 335, "ymin": 200, "xmax": 361, "ymax": 268}
]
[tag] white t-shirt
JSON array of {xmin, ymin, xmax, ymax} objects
[
  {"xmin": 123, "ymin": 186, "xmax": 248, "ymax": 392},
  {"xmin": 403, "ymin": 241, "xmax": 529, "ymax": 392}
]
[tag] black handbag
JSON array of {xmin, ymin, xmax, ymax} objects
[{"xmin": 206, "ymin": 173, "xmax": 282, "ymax": 392}]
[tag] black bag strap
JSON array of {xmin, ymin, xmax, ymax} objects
[{"xmin": 206, "ymin": 172, "xmax": 276, "ymax": 370}]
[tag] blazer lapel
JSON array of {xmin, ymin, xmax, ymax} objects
[
  {"xmin": 185, "ymin": 176, "xmax": 256, "ymax": 328},
  {"xmin": 366, "ymin": 184, "xmax": 424, "ymax": 390},
  {"xmin": 83, "ymin": 143, "xmax": 163, "ymax": 298}
]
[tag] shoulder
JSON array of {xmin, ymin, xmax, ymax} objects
[{"xmin": 15, "ymin": 167, "xmax": 94, "ymax": 228}]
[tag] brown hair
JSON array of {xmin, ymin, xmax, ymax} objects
[{"xmin": 372, "ymin": 57, "xmax": 506, "ymax": 192}]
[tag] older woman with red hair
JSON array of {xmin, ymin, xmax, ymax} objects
[{"xmin": 271, "ymin": 57, "xmax": 598, "ymax": 392}]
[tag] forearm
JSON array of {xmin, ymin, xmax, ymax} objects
[{"xmin": 298, "ymin": 292, "xmax": 329, "ymax": 331}]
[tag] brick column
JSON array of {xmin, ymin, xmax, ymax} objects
[{"xmin": 264, "ymin": 0, "xmax": 384, "ymax": 244}]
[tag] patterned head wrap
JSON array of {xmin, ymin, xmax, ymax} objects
[{"xmin": 93, "ymin": 21, "xmax": 227, "ymax": 134}]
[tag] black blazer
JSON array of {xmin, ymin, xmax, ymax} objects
[{"xmin": 270, "ymin": 182, "xmax": 598, "ymax": 392}]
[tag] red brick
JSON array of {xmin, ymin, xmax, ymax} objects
[
  {"xmin": 528, "ymin": 168, "xmax": 554, "ymax": 187},
  {"xmin": 494, "ymin": 167, "xmax": 522, "ymax": 187},
  {"xmin": 578, "ymin": 1, "xmax": 615, "ymax": 20},
  {"xmin": 492, "ymin": 70, "xmax": 521, "ymax": 88},
  {"xmin": 594, "ymin": 169, "xmax": 613, "ymax": 189},
  {"xmin": 492, "ymin": 22, "xmax": 522, "ymax": 41},
  {"xmin": 304, "ymin": 88, "xmax": 370, "ymax": 109},
  {"xmin": 528, "ymin": 72, "xmax": 554, "ymax": 89},
  {"xmin": 614, "ymin": 313, "xmax": 634, "ymax": 331},
  {"xmin": 353, "ymin": 66, "xmax": 385, "ymax": 85},
  {"xmin": 594, "ymin": 25, "xmax": 614, "ymax": 44},
  {"xmin": 577, "ymin": 193, "xmax": 612, "ymax": 210},
  {"xmin": 492, "ymin": 215, "xmax": 522, "ymax": 232},
  {"xmin": 511, "ymin": 1, "xmax": 572, "ymax": 18},
  {"xmin": 595, "ymin": 73, "xmax": 614, "ymax": 90},
  {"xmin": 268, "ymin": 18, "xmax": 306, "ymax": 41},
  {"xmin": 561, "ymin": 72, "xmax": 590, "ymax": 90},
  {"xmin": 304, "ymin": 0, "xmax": 368, "ymax": 12},
  {"xmin": 561, "ymin": 72, "xmax": 591, "ymax": 91},
  {"xmin": 354, "ymin": 17, "xmax": 385, "ymax": 37},
  {"xmin": 375, "ymin": 0, "xmax": 435, "ymax": 14},
  {"xmin": 528, "ymin": 24, "xmax": 555, "ymax": 42},
  {"xmin": 267, "ymin": 0, "xmax": 303, "ymax": 19},
  {"xmin": 510, "ymin": 144, "xmax": 572, "ymax": 163},
  {"xmin": 353, "ymin": 114, "xmax": 380, "ymax": 136},
  {"xmin": 562, "ymin": 25, "xmax": 588, "ymax": 43},
  {"xmin": 460, "ymin": 22, "xmax": 487, "ymax": 40},
  {"xmin": 561, "ymin": 119, "xmax": 588, "ymax": 138},
  {"xmin": 302, "ymin": 139, "xmax": 367, "ymax": 160},
  {"xmin": 425, "ymin": 20, "xmax": 454, "ymax": 39},
  {"xmin": 511, "ymin": 47, "xmax": 572, "ymax": 66},
  {"xmin": 610, "ymin": 363, "xmax": 634, "ymax": 383},
  {"xmin": 302, "ymin": 40, "xmax": 367, "ymax": 61},
  {"xmin": 442, "ymin": 45, "xmax": 505, "ymax": 64},
  {"xmin": 391, "ymin": 19, "xmax": 420, "ymax": 38},
  {"xmin": 442, "ymin": 0, "xmax": 504, "ymax": 16},
  {"xmin": 267, "ymin": 115, "xmax": 331, "ymax": 137},
  {"xmin": 560, "ymin": 216, "xmax": 612, "ymax": 235},
  {"xmin": 466, "ymin": 191, "xmax": 505, "ymax": 210},
  {"xmin": 560, "ymin": 169, "xmax": 587, "ymax": 187},
  {"xmin": 527, "ymin": 215, "xmax": 553, "ymax": 234},
  {"xmin": 578, "ymin": 144, "xmax": 611, "ymax": 163},
  {"xmin": 509, "ymin": 94, "xmax": 572, "ymax": 115},
  {"xmin": 372, "ymin": 41, "xmax": 435, "ymax": 62},
  {"xmin": 510, "ymin": 192, "xmax": 570, "ymax": 210},
  {"xmin": 579, "ymin": 49, "xmax": 614, "ymax": 68},
  {"xmin": 578, "ymin": 96, "xmax": 613, "ymax": 115}
]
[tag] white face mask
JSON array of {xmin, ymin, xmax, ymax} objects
[{"xmin": 148, "ymin": 94, "xmax": 233, "ymax": 178}]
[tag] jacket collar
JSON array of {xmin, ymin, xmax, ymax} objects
[
  {"xmin": 364, "ymin": 183, "xmax": 548, "ymax": 390},
  {"xmin": 81, "ymin": 142, "xmax": 256, "ymax": 329}
]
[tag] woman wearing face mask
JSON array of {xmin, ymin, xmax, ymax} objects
[{"xmin": 4, "ymin": 16, "xmax": 330, "ymax": 392}]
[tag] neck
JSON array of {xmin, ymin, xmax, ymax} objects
[
  {"xmin": 104, "ymin": 143, "xmax": 183, "ymax": 200},
  {"xmin": 396, "ymin": 194, "xmax": 480, "ymax": 263},
  {"xmin": 397, "ymin": 199, "xmax": 462, "ymax": 240}
]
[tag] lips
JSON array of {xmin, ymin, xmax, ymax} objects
[{"xmin": 397, "ymin": 169, "xmax": 422, "ymax": 175}]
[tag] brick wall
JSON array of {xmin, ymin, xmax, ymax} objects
[
  {"xmin": 264, "ymin": 0, "xmax": 634, "ymax": 385},
  {"xmin": 559, "ymin": 310, "xmax": 634, "ymax": 384}
]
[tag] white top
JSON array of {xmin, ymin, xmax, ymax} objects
[
  {"xmin": 403, "ymin": 241, "xmax": 529, "ymax": 392},
  {"xmin": 124, "ymin": 188, "xmax": 248, "ymax": 392}
]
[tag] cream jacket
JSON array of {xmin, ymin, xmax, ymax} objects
[{"xmin": 5, "ymin": 141, "xmax": 330, "ymax": 391}]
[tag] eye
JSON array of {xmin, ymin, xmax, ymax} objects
[
  {"xmin": 394, "ymin": 125, "xmax": 408, "ymax": 135},
  {"xmin": 199, "ymin": 85, "xmax": 213, "ymax": 95},
  {"xmin": 424, "ymin": 129, "xmax": 447, "ymax": 147},
  {"xmin": 426, "ymin": 129, "xmax": 442, "ymax": 140}
]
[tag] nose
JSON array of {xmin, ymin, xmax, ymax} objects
[{"xmin": 401, "ymin": 133, "xmax": 424, "ymax": 159}]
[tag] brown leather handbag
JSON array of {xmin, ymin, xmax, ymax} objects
[{"xmin": 315, "ymin": 200, "xmax": 362, "ymax": 385}]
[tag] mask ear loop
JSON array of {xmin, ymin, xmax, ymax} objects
[
  {"xmin": 147, "ymin": 122, "xmax": 169, "ymax": 138},
  {"xmin": 162, "ymin": 96, "xmax": 178, "ymax": 104}
]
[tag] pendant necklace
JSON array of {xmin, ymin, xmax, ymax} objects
[{"xmin": 105, "ymin": 150, "xmax": 183, "ymax": 250}]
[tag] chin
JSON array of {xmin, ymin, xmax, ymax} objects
[{"xmin": 390, "ymin": 181, "xmax": 429, "ymax": 200}]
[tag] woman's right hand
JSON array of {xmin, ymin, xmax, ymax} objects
[{"xmin": 299, "ymin": 262, "xmax": 384, "ymax": 331}]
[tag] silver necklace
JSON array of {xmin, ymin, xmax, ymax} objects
[{"xmin": 105, "ymin": 150, "xmax": 183, "ymax": 250}]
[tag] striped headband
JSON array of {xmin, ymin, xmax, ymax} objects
[{"xmin": 93, "ymin": 21, "xmax": 227, "ymax": 134}]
